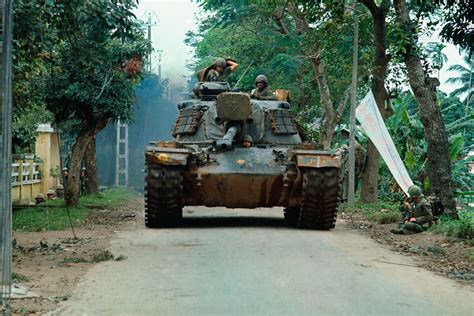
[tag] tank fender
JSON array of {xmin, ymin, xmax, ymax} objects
[
  {"xmin": 145, "ymin": 151, "xmax": 189, "ymax": 166},
  {"xmin": 290, "ymin": 150, "xmax": 340, "ymax": 168}
]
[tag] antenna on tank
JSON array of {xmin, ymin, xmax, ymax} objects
[{"xmin": 232, "ymin": 61, "xmax": 254, "ymax": 90}]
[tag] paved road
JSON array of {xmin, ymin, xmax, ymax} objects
[{"xmin": 58, "ymin": 207, "xmax": 473, "ymax": 315}]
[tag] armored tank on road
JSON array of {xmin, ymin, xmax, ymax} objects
[{"xmin": 145, "ymin": 82, "xmax": 341, "ymax": 229}]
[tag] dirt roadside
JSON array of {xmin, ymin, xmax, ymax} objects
[
  {"xmin": 9, "ymin": 198, "xmax": 141, "ymax": 315},
  {"xmin": 7, "ymin": 200, "xmax": 473, "ymax": 315},
  {"xmin": 340, "ymin": 212, "xmax": 474, "ymax": 284}
]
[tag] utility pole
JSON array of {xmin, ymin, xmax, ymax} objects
[
  {"xmin": 0, "ymin": 0, "xmax": 13, "ymax": 312},
  {"xmin": 348, "ymin": 9, "xmax": 359, "ymax": 205},
  {"xmin": 143, "ymin": 11, "xmax": 158, "ymax": 73}
]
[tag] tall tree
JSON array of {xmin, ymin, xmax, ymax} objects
[
  {"xmin": 393, "ymin": 0, "xmax": 456, "ymax": 217},
  {"xmin": 358, "ymin": 0, "xmax": 392, "ymax": 203},
  {"xmin": 83, "ymin": 137, "xmax": 98, "ymax": 194},
  {"xmin": 46, "ymin": 1, "xmax": 148, "ymax": 205}
]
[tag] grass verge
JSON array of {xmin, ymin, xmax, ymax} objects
[
  {"xmin": 13, "ymin": 187, "xmax": 136, "ymax": 232},
  {"xmin": 340, "ymin": 201, "xmax": 400, "ymax": 224}
]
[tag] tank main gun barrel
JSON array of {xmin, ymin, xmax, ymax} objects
[{"xmin": 214, "ymin": 124, "xmax": 239, "ymax": 151}]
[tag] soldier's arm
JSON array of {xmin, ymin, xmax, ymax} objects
[{"xmin": 226, "ymin": 59, "xmax": 239, "ymax": 72}]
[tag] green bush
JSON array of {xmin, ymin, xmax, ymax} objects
[{"xmin": 429, "ymin": 209, "xmax": 474, "ymax": 240}]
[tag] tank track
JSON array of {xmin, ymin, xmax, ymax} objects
[
  {"xmin": 144, "ymin": 161, "xmax": 183, "ymax": 228},
  {"xmin": 297, "ymin": 168, "xmax": 340, "ymax": 230},
  {"xmin": 284, "ymin": 208, "xmax": 299, "ymax": 226}
]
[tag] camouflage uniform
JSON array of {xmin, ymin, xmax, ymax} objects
[
  {"xmin": 393, "ymin": 196, "xmax": 434, "ymax": 234},
  {"xmin": 250, "ymin": 87, "xmax": 277, "ymax": 100},
  {"xmin": 205, "ymin": 67, "xmax": 233, "ymax": 82}
]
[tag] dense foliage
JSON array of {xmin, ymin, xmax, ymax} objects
[
  {"xmin": 13, "ymin": 0, "xmax": 150, "ymax": 205},
  {"xmin": 189, "ymin": 0, "xmax": 472, "ymax": 207}
]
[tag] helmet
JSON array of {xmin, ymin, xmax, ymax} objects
[
  {"xmin": 214, "ymin": 57, "xmax": 226, "ymax": 68},
  {"xmin": 242, "ymin": 135, "xmax": 253, "ymax": 143},
  {"xmin": 35, "ymin": 193, "xmax": 45, "ymax": 199},
  {"xmin": 47, "ymin": 189, "xmax": 56, "ymax": 196},
  {"xmin": 56, "ymin": 184, "xmax": 64, "ymax": 190},
  {"xmin": 255, "ymin": 74, "xmax": 268, "ymax": 85},
  {"xmin": 408, "ymin": 185, "xmax": 422, "ymax": 197}
]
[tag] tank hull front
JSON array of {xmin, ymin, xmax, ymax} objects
[{"xmin": 182, "ymin": 147, "xmax": 296, "ymax": 208}]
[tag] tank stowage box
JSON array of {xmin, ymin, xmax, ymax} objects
[{"xmin": 145, "ymin": 82, "xmax": 341, "ymax": 229}]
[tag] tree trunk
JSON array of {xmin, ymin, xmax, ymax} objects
[
  {"xmin": 360, "ymin": 0, "xmax": 392, "ymax": 203},
  {"xmin": 361, "ymin": 141, "xmax": 379, "ymax": 202},
  {"xmin": 65, "ymin": 128, "xmax": 96, "ymax": 206},
  {"xmin": 65, "ymin": 119, "xmax": 108, "ymax": 206},
  {"xmin": 84, "ymin": 136, "xmax": 99, "ymax": 194},
  {"xmin": 394, "ymin": 0, "xmax": 457, "ymax": 217}
]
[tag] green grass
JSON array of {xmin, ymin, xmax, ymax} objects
[
  {"xmin": 13, "ymin": 187, "xmax": 136, "ymax": 232},
  {"xmin": 429, "ymin": 208, "xmax": 474, "ymax": 240},
  {"xmin": 80, "ymin": 187, "xmax": 136, "ymax": 208},
  {"xmin": 12, "ymin": 272, "xmax": 30, "ymax": 283},
  {"xmin": 340, "ymin": 201, "xmax": 401, "ymax": 224}
]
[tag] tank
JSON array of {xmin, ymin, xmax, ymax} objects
[{"xmin": 144, "ymin": 82, "xmax": 341, "ymax": 229}]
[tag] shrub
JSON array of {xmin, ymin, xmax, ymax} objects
[{"xmin": 430, "ymin": 209, "xmax": 474, "ymax": 240}]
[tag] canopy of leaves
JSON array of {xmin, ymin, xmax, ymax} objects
[
  {"xmin": 45, "ymin": 1, "xmax": 150, "ymax": 129},
  {"xmin": 12, "ymin": 0, "xmax": 150, "ymax": 152},
  {"xmin": 410, "ymin": 0, "xmax": 473, "ymax": 53},
  {"xmin": 191, "ymin": 0, "xmax": 374, "ymax": 139}
]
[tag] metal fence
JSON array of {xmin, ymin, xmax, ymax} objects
[{"xmin": 1, "ymin": 0, "xmax": 13, "ymax": 312}]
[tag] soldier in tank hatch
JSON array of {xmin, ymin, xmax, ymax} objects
[{"xmin": 250, "ymin": 75, "xmax": 277, "ymax": 101}]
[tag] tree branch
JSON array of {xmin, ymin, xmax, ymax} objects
[
  {"xmin": 335, "ymin": 85, "xmax": 352, "ymax": 122},
  {"xmin": 95, "ymin": 71, "xmax": 114, "ymax": 100},
  {"xmin": 272, "ymin": 2, "xmax": 290, "ymax": 35},
  {"xmin": 358, "ymin": 0, "xmax": 378, "ymax": 17}
]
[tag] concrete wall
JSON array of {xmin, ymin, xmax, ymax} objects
[{"xmin": 11, "ymin": 124, "xmax": 60, "ymax": 205}]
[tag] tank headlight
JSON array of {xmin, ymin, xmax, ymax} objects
[{"xmin": 158, "ymin": 153, "xmax": 169, "ymax": 162}]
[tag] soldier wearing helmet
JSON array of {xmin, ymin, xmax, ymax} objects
[
  {"xmin": 391, "ymin": 185, "xmax": 434, "ymax": 234},
  {"xmin": 35, "ymin": 193, "xmax": 45, "ymax": 205},
  {"xmin": 250, "ymin": 75, "xmax": 277, "ymax": 100},
  {"xmin": 242, "ymin": 135, "xmax": 253, "ymax": 148},
  {"xmin": 204, "ymin": 57, "xmax": 239, "ymax": 82},
  {"xmin": 46, "ymin": 189, "xmax": 57, "ymax": 200}
]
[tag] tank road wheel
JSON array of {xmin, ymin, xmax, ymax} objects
[
  {"xmin": 284, "ymin": 208, "xmax": 299, "ymax": 227},
  {"xmin": 298, "ymin": 168, "xmax": 340, "ymax": 230},
  {"xmin": 144, "ymin": 162, "xmax": 183, "ymax": 228}
]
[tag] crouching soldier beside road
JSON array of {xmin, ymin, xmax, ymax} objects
[{"xmin": 391, "ymin": 185, "xmax": 434, "ymax": 235}]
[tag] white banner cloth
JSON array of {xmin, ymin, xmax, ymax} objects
[{"xmin": 356, "ymin": 91, "xmax": 413, "ymax": 194}]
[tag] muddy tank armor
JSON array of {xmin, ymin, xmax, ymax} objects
[{"xmin": 145, "ymin": 82, "xmax": 341, "ymax": 229}]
